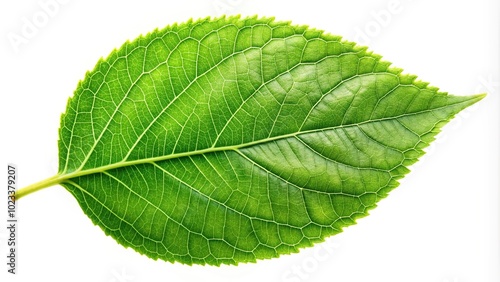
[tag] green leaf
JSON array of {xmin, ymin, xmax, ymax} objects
[{"xmin": 17, "ymin": 16, "xmax": 484, "ymax": 265}]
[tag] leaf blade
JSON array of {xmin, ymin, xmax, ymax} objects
[{"xmin": 57, "ymin": 16, "xmax": 484, "ymax": 265}]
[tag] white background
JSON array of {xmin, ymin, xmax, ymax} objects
[{"xmin": 0, "ymin": 0, "xmax": 498, "ymax": 281}]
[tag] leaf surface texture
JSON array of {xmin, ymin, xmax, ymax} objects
[{"xmin": 57, "ymin": 16, "xmax": 483, "ymax": 265}]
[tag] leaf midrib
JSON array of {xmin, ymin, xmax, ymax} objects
[{"xmin": 57, "ymin": 98, "xmax": 475, "ymax": 183}]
